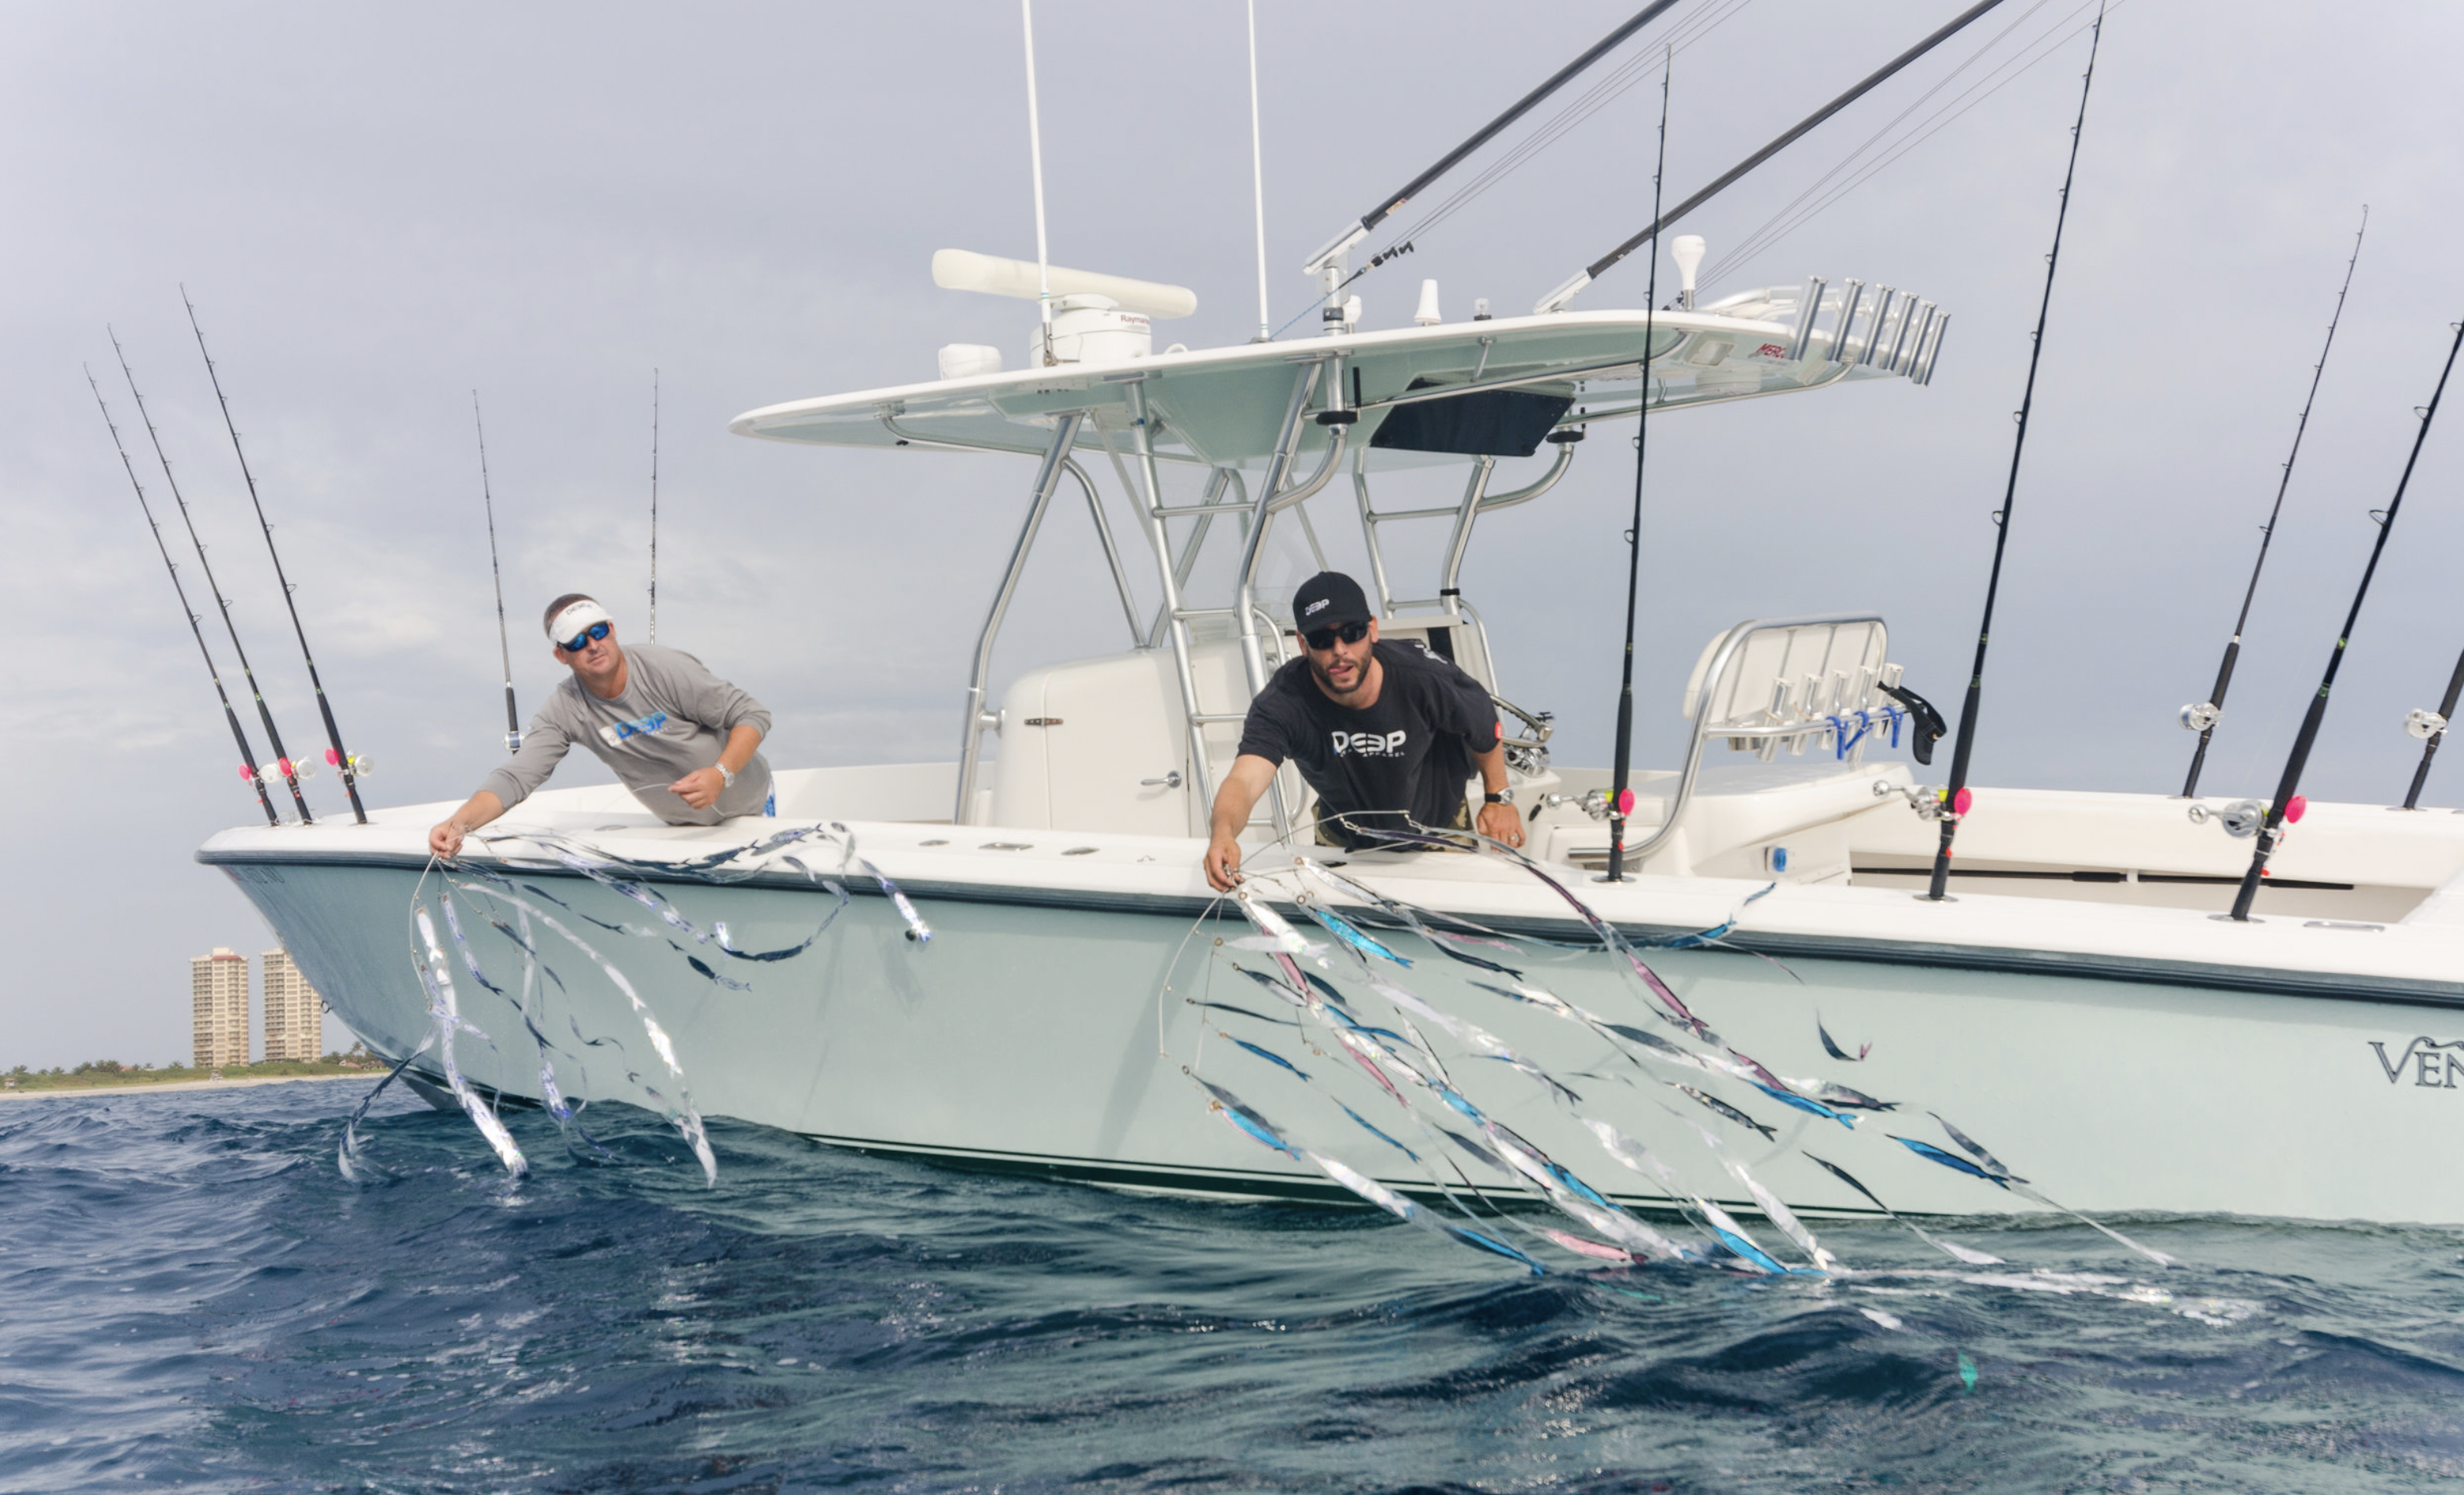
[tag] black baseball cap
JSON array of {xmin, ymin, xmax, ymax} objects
[{"xmin": 1291, "ymin": 571, "xmax": 1373, "ymax": 632}]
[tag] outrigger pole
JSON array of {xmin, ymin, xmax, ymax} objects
[
  {"xmin": 1924, "ymin": 5, "xmax": 2105, "ymax": 904},
  {"xmin": 182, "ymin": 288, "xmax": 369, "ymax": 825},
  {"xmin": 649, "ymin": 369, "xmax": 660, "ymax": 641},
  {"xmin": 2180, "ymin": 207, "xmax": 2368, "ymax": 799},
  {"xmin": 1605, "ymin": 51, "xmax": 1671, "ymax": 884},
  {"xmin": 87, "ymin": 365, "xmax": 279, "ymax": 827},
  {"xmin": 1537, "ymin": 0, "xmax": 2012, "ymax": 313},
  {"xmin": 2230, "ymin": 318, "xmax": 2464, "ymax": 920},
  {"xmin": 109, "ymin": 329, "xmax": 314, "ymax": 824},
  {"xmin": 473, "ymin": 392, "xmax": 520, "ymax": 755}
]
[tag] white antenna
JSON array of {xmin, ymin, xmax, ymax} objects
[
  {"xmin": 1021, "ymin": 0, "xmax": 1056, "ymax": 365},
  {"xmin": 648, "ymin": 368, "xmax": 659, "ymax": 641},
  {"xmin": 1247, "ymin": 0, "xmax": 1271, "ymax": 341}
]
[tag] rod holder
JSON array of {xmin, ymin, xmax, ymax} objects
[
  {"xmin": 1829, "ymin": 280, "xmax": 1865, "ymax": 364},
  {"xmin": 1784, "ymin": 277, "xmax": 1826, "ymax": 362}
]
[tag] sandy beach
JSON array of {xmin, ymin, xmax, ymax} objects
[{"xmin": 0, "ymin": 1072, "xmax": 373, "ymax": 1101}]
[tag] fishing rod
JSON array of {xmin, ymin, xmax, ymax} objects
[
  {"xmin": 1924, "ymin": 3, "xmax": 2105, "ymax": 904},
  {"xmin": 2179, "ymin": 207, "xmax": 2368, "ymax": 799},
  {"xmin": 109, "ymin": 329, "xmax": 314, "ymax": 823},
  {"xmin": 1606, "ymin": 50, "xmax": 1672, "ymax": 883},
  {"xmin": 87, "ymin": 365, "xmax": 279, "ymax": 827},
  {"xmin": 1303, "ymin": 0, "xmax": 1683, "ymax": 277},
  {"xmin": 1537, "ymin": 0, "xmax": 2013, "ymax": 313},
  {"xmin": 2230, "ymin": 318, "xmax": 2464, "ymax": 920},
  {"xmin": 649, "ymin": 368, "xmax": 660, "ymax": 642},
  {"xmin": 182, "ymin": 288, "xmax": 369, "ymax": 824},
  {"xmin": 473, "ymin": 392, "xmax": 520, "ymax": 754}
]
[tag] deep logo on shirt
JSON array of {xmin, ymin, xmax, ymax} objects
[
  {"xmin": 598, "ymin": 711, "xmax": 670, "ymax": 748},
  {"xmin": 1332, "ymin": 729, "xmax": 1408, "ymax": 757}
]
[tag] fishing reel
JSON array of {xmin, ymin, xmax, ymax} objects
[
  {"xmin": 251, "ymin": 756, "xmax": 314, "ymax": 786},
  {"xmin": 505, "ymin": 730, "xmax": 524, "ymax": 755},
  {"xmin": 2186, "ymin": 795, "xmax": 2302, "ymax": 838},
  {"xmin": 2180, "ymin": 700, "xmax": 2222, "ymax": 733},
  {"xmin": 1491, "ymin": 693, "xmax": 1554, "ymax": 776},
  {"xmin": 325, "ymin": 748, "xmax": 374, "ymax": 777},
  {"xmin": 1530, "ymin": 788, "xmax": 1627, "ymax": 822},
  {"xmin": 1873, "ymin": 781, "xmax": 1955, "ymax": 821},
  {"xmin": 2405, "ymin": 707, "xmax": 2447, "ymax": 742}
]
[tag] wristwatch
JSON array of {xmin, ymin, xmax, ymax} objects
[
  {"xmin": 1484, "ymin": 788, "xmax": 1513, "ymax": 805},
  {"xmin": 717, "ymin": 762, "xmax": 737, "ymax": 790}
]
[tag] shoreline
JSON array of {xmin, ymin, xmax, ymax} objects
[{"xmin": 0, "ymin": 1072, "xmax": 375, "ymax": 1101}]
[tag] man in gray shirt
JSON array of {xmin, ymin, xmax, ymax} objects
[{"xmin": 428, "ymin": 594, "xmax": 774, "ymax": 859}]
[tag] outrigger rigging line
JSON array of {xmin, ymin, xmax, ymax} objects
[
  {"xmin": 87, "ymin": 365, "xmax": 278, "ymax": 827},
  {"xmin": 1925, "ymin": 3, "xmax": 2105, "ymax": 904},
  {"xmin": 182, "ymin": 288, "xmax": 369, "ymax": 825},
  {"xmin": 1606, "ymin": 51, "xmax": 1672, "ymax": 884},
  {"xmin": 2180, "ymin": 207, "xmax": 2368, "ymax": 799},
  {"xmin": 1538, "ymin": 0, "xmax": 2013, "ymax": 313},
  {"xmin": 108, "ymin": 330, "xmax": 313, "ymax": 823},
  {"xmin": 2230, "ymin": 317, "xmax": 2464, "ymax": 920},
  {"xmin": 1303, "ymin": 0, "xmax": 1683, "ymax": 275},
  {"xmin": 473, "ymin": 392, "xmax": 520, "ymax": 755}
]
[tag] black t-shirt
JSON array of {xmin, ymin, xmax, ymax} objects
[{"xmin": 1236, "ymin": 639, "xmax": 1502, "ymax": 848}]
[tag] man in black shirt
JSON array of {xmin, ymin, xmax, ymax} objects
[{"xmin": 1204, "ymin": 571, "xmax": 1523, "ymax": 891}]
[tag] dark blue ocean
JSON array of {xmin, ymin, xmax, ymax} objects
[{"xmin": 7, "ymin": 1082, "xmax": 2463, "ymax": 1493}]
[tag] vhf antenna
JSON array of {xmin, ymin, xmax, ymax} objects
[
  {"xmin": 110, "ymin": 329, "xmax": 313, "ymax": 823},
  {"xmin": 183, "ymin": 288, "xmax": 368, "ymax": 824},
  {"xmin": 2179, "ymin": 206, "xmax": 2367, "ymax": 798},
  {"xmin": 87, "ymin": 365, "xmax": 278, "ymax": 826},
  {"xmin": 649, "ymin": 369, "xmax": 659, "ymax": 641},
  {"xmin": 473, "ymin": 392, "xmax": 520, "ymax": 753}
]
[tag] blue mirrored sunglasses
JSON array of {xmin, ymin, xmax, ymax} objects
[{"xmin": 558, "ymin": 620, "xmax": 612, "ymax": 652}]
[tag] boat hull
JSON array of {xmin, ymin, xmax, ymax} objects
[{"xmin": 208, "ymin": 831, "xmax": 2464, "ymax": 1230}]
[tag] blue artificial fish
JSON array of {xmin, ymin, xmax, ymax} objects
[
  {"xmin": 1337, "ymin": 1100, "xmax": 1419, "ymax": 1161},
  {"xmin": 1226, "ymin": 1036, "xmax": 1311, "ymax": 1081},
  {"xmin": 685, "ymin": 954, "xmax": 752, "ymax": 992},
  {"xmin": 1817, "ymin": 1014, "xmax": 1871, "ymax": 1062},
  {"xmin": 1746, "ymin": 1079, "xmax": 1855, "ymax": 1130},
  {"xmin": 1680, "ymin": 1085, "xmax": 1776, "ymax": 1141},
  {"xmin": 1931, "ymin": 1112, "xmax": 2027, "ymax": 1182},
  {"xmin": 1436, "ymin": 1221, "xmax": 1549, "ymax": 1274},
  {"xmin": 1196, "ymin": 1078, "xmax": 1300, "ymax": 1159},
  {"xmin": 1890, "ymin": 1134, "xmax": 2010, "ymax": 1188},
  {"xmin": 1807, "ymin": 1080, "xmax": 1896, "ymax": 1112},
  {"xmin": 1300, "ymin": 898, "xmax": 1414, "ymax": 967},
  {"xmin": 1708, "ymin": 1223, "xmax": 1793, "ymax": 1275}
]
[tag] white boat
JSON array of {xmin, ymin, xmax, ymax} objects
[{"xmin": 200, "ymin": 260, "xmax": 2464, "ymax": 1239}]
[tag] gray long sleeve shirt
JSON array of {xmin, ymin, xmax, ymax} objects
[{"xmin": 478, "ymin": 642, "xmax": 773, "ymax": 825}]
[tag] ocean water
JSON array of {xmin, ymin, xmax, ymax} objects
[{"xmin": 6, "ymin": 1083, "xmax": 2464, "ymax": 1493}]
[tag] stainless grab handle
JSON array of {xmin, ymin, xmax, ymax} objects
[{"xmin": 1142, "ymin": 772, "xmax": 1184, "ymax": 788}]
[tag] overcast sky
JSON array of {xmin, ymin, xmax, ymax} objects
[{"xmin": 6, "ymin": 1, "xmax": 2461, "ymax": 1067}]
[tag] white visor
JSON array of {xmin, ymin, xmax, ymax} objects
[{"xmin": 546, "ymin": 598, "xmax": 614, "ymax": 647}]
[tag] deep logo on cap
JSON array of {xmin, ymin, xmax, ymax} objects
[{"xmin": 1304, "ymin": 598, "xmax": 1331, "ymax": 616}]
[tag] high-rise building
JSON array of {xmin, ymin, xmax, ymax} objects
[
  {"xmin": 261, "ymin": 948, "xmax": 325, "ymax": 1062},
  {"xmin": 191, "ymin": 949, "xmax": 248, "ymax": 1070}
]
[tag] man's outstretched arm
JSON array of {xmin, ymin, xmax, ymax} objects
[
  {"xmin": 428, "ymin": 791, "xmax": 506, "ymax": 860},
  {"xmin": 670, "ymin": 723, "xmax": 763, "ymax": 810},
  {"xmin": 1204, "ymin": 754, "xmax": 1282, "ymax": 891}
]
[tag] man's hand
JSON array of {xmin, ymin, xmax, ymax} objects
[
  {"xmin": 428, "ymin": 820, "xmax": 469, "ymax": 860},
  {"xmin": 671, "ymin": 766, "xmax": 726, "ymax": 810},
  {"xmin": 1477, "ymin": 800, "xmax": 1524, "ymax": 850},
  {"xmin": 1204, "ymin": 833, "xmax": 1245, "ymax": 892}
]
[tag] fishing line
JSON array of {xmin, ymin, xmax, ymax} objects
[
  {"xmin": 1607, "ymin": 50, "xmax": 1671, "ymax": 883},
  {"xmin": 182, "ymin": 288, "xmax": 369, "ymax": 822},
  {"xmin": 2229, "ymin": 314, "xmax": 2464, "ymax": 920},
  {"xmin": 1925, "ymin": 4, "xmax": 2107, "ymax": 902},
  {"xmin": 472, "ymin": 392, "xmax": 521, "ymax": 755},
  {"xmin": 1700, "ymin": 0, "xmax": 2135, "ymax": 290},
  {"xmin": 108, "ymin": 331, "xmax": 313, "ymax": 821},
  {"xmin": 1697, "ymin": 0, "xmax": 2075, "ymax": 286},
  {"xmin": 2181, "ymin": 207, "xmax": 2367, "ymax": 799},
  {"xmin": 86, "ymin": 365, "xmax": 278, "ymax": 826}
]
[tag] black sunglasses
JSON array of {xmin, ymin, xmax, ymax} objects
[
  {"xmin": 557, "ymin": 620, "xmax": 612, "ymax": 652},
  {"xmin": 1300, "ymin": 619, "xmax": 1370, "ymax": 652}
]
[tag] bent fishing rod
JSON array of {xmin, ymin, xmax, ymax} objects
[
  {"xmin": 1606, "ymin": 50, "xmax": 1671, "ymax": 883},
  {"xmin": 1304, "ymin": 0, "xmax": 1683, "ymax": 275},
  {"xmin": 2230, "ymin": 317, "xmax": 2464, "ymax": 920},
  {"xmin": 1539, "ymin": 0, "xmax": 2013, "ymax": 312},
  {"xmin": 473, "ymin": 392, "xmax": 520, "ymax": 754},
  {"xmin": 2180, "ymin": 206, "xmax": 2368, "ymax": 799},
  {"xmin": 109, "ymin": 329, "xmax": 314, "ymax": 823},
  {"xmin": 182, "ymin": 288, "xmax": 368, "ymax": 824},
  {"xmin": 87, "ymin": 366, "xmax": 279, "ymax": 827},
  {"xmin": 1925, "ymin": 3, "xmax": 2105, "ymax": 904}
]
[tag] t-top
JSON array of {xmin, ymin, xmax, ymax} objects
[
  {"xmin": 479, "ymin": 642, "xmax": 774, "ymax": 825},
  {"xmin": 1235, "ymin": 639, "xmax": 1501, "ymax": 848}
]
